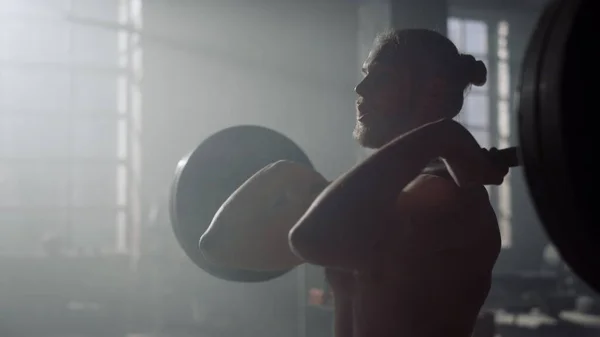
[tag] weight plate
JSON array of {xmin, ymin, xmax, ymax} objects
[
  {"xmin": 519, "ymin": 0, "xmax": 597, "ymax": 291},
  {"xmin": 170, "ymin": 125, "xmax": 313, "ymax": 282}
]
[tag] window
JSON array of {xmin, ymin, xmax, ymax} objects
[
  {"xmin": 448, "ymin": 18, "xmax": 491, "ymax": 147},
  {"xmin": 448, "ymin": 18, "xmax": 512, "ymax": 248},
  {"xmin": 496, "ymin": 20, "xmax": 512, "ymax": 248},
  {"xmin": 0, "ymin": 0, "xmax": 142, "ymax": 254}
]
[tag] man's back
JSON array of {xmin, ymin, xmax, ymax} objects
[{"xmin": 327, "ymin": 173, "xmax": 501, "ymax": 337}]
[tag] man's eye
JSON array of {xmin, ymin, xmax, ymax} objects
[
  {"xmin": 372, "ymin": 74, "xmax": 395, "ymax": 85},
  {"xmin": 363, "ymin": 74, "xmax": 392, "ymax": 89}
]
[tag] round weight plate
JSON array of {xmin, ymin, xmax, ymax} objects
[
  {"xmin": 170, "ymin": 125, "xmax": 313, "ymax": 282},
  {"xmin": 519, "ymin": 0, "xmax": 597, "ymax": 291}
]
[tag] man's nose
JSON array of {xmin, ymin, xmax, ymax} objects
[
  {"xmin": 354, "ymin": 77, "xmax": 369, "ymax": 97},
  {"xmin": 354, "ymin": 74, "xmax": 373, "ymax": 96}
]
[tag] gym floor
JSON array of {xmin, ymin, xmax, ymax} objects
[{"xmin": 7, "ymin": 312, "xmax": 597, "ymax": 337}]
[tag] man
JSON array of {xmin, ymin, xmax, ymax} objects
[{"xmin": 289, "ymin": 29, "xmax": 507, "ymax": 337}]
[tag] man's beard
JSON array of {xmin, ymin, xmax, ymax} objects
[{"xmin": 353, "ymin": 113, "xmax": 407, "ymax": 149}]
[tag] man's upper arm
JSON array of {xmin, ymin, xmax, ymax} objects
[
  {"xmin": 341, "ymin": 175, "xmax": 468, "ymax": 270},
  {"xmin": 291, "ymin": 174, "xmax": 499, "ymax": 271}
]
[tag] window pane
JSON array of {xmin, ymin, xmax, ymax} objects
[
  {"xmin": 71, "ymin": 163, "xmax": 117, "ymax": 207},
  {"xmin": 498, "ymin": 137, "xmax": 510, "ymax": 149},
  {"xmin": 116, "ymin": 210, "xmax": 127, "ymax": 252},
  {"xmin": 0, "ymin": 0, "xmax": 69, "ymax": 18},
  {"xmin": 498, "ymin": 100, "xmax": 511, "ymax": 138},
  {"xmin": 497, "ymin": 48, "xmax": 509, "ymax": 61},
  {"xmin": 0, "ymin": 163, "xmax": 70, "ymax": 207},
  {"xmin": 117, "ymin": 118, "xmax": 128, "ymax": 159},
  {"xmin": 470, "ymin": 129, "xmax": 490, "ymax": 149},
  {"xmin": 72, "ymin": 25, "xmax": 119, "ymax": 67},
  {"xmin": 499, "ymin": 216, "xmax": 512, "ymax": 248},
  {"xmin": 117, "ymin": 164, "xmax": 127, "ymax": 206},
  {"xmin": 498, "ymin": 29, "xmax": 510, "ymax": 61},
  {"xmin": 0, "ymin": 209, "xmax": 68, "ymax": 254},
  {"xmin": 72, "ymin": 73, "xmax": 118, "ymax": 113},
  {"xmin": 498, "ymin": 61, "xmax": 511, "ymax": 99},
  {"xmin": 71, "ymin": 0, "xmax": 120, "ymax": 23},
  {"xmin": 0, "ymin": 115, "xmax": 70, "ymax": 158},
  {"xmin": 0, "ymin": 68, "xmax": 71, "ymax": 112},
  {"xmin": 71, "ymin": 117, "xmax": 118, "ymax": 158},
  {"xmin": 70, "ymin": 209, "xmax": 117, "ymax": 250},
  {"xmin": 130, "ymin": 0, "xmax": 143, "ymax": 27},
  {"xmin": 464, "ymin": 20, "xmax": 488, "ymax": 54},
  {"xmin": 0, "ymin": 20, "xmax": 70, "ymax": 64},
  {"xmin": 498, "ymin": 21, "xmax": 509, "ymax": 38},
  {"xmin": 499, "ymin": 177, "xmax": 512, "ymax": 216},
  {"xmin": 462, "ymin": 94, "xmax": 489, "ymax": 128}
]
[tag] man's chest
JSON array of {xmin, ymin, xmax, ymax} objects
[{"xmin": 325, "ymin": 262, "xmax": 427, "ymax": 301}]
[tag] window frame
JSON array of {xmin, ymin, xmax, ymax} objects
[
  {"xmin": 447, "ymin": 16, "xmax": 513, "ymax": 248},
  {"xmin": 0, "ymin": 0, "xmax": 142, "ymax": 255}
]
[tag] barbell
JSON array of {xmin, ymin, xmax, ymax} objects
[
  {"xmin": 169, "ymin": 0, "xmax": 596, "ymax": 290},
  {"xmin": 170, "ymin": 125, "xmax": 314, "ymax": 282}
]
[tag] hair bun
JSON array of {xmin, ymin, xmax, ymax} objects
[{"xmin": 460, "ymin": 54, "xmax": 487, "ymax": 86}]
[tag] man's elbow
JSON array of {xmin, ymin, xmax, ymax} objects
[
  {"xmin": 288, "ymin": 225, "xmax": 330, "ymax": 266},
  {"xmin": 289, "ymin": 225, "xmax": 359, "ymax": 269}
]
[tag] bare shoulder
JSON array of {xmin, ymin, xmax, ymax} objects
[
  {"xmin": 392, "ymin": 174, "xmax": 501, "ymax": 260},
  {"xmin": 398, "ymin": 173, "xmax": 491, "ymax": 218}
]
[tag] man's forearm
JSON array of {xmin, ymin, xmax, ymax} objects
[{"xmin": 289, "ymin": 119, "xmax": 451, "ymax": 267}]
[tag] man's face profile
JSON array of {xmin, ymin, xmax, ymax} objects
[{"xmin": 353, "ymin": 47, "xmax": 415, "ymax": 149}]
